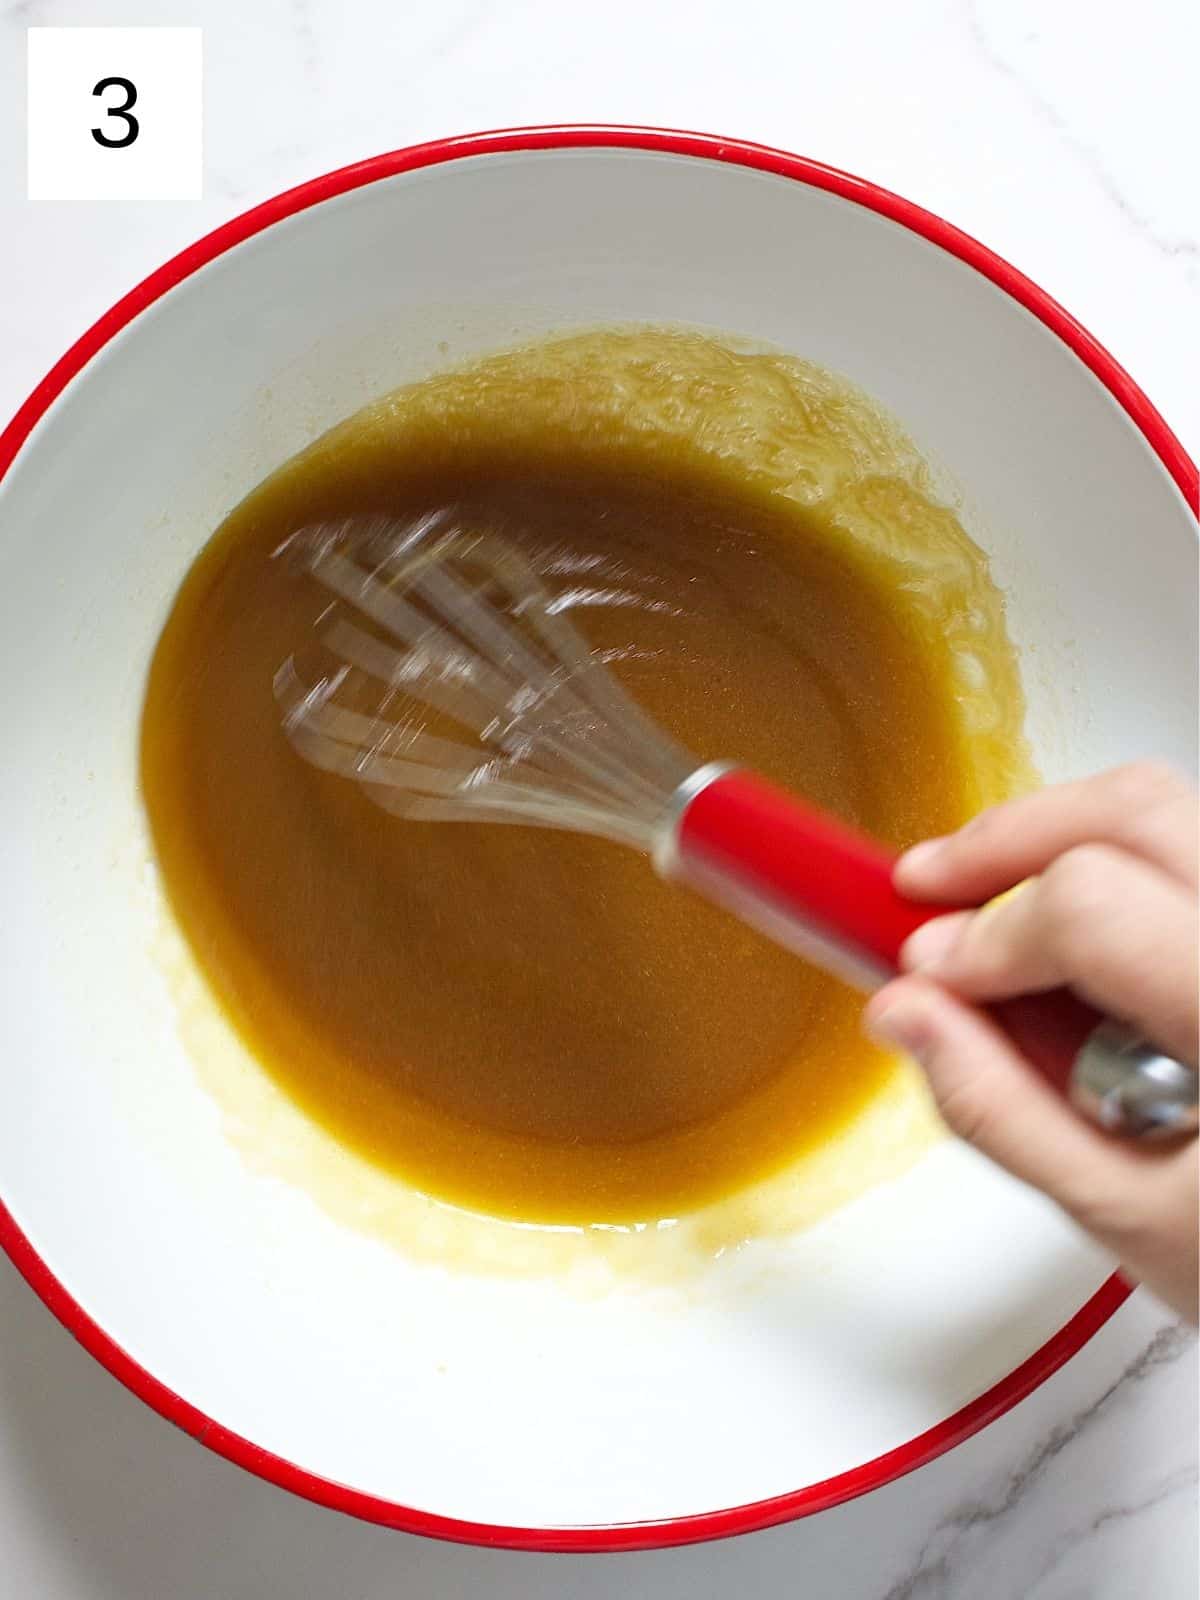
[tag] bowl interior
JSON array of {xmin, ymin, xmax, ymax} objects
[{"xmin": 0, "ymin": 145, "xmax": 1194, "ymax": 1531}]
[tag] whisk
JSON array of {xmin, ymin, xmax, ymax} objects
[{"xmin": 274, "ymin": 513, "xmax": 1197, "ymax": 1139}]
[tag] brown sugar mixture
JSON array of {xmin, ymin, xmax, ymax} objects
[{"xmin": 141, "ymin": 330, "xmax": 1029, "ymax": 1224}]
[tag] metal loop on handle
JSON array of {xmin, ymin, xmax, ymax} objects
[{"xmin": 1071, "ymin": 1021, "xmax": 1199, "ymax": 1138}]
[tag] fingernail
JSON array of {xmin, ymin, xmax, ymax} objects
[
  {"xmin": 865, "ymin": 997, "xmax": 932, "ymax": 1062},
  {"xmin": 901, "ymin": 914, "xmax": 968, "ymax": 972},
  {"xmin": 898, "ymin": 837, "xmax": 947, "ymax": 878}
]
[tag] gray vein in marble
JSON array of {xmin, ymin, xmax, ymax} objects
[
  {"xmin": 964, "ymin": 0, "xmax": 1200, "ymax": 263},
  {"xmin": 880, "ymin": 1323, "xmax": 1195, "ymax": 1600},
  {"xmin": 1029, "ymin": 1464, "xmax": 1199, "ymax": 1596}
]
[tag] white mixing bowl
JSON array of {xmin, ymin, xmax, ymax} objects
[{"xmin": 0, "ymin": 127, "xmax": 1195, "ymax": 1550}]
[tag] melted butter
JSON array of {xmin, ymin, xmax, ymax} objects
[{"xmin": 140, "ymin": 328, "xmax": 1033, "ymax": 1258}]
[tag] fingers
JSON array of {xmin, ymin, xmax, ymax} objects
[
  {"xmin": 879, "ymin": 764, "xmax": 1200, "ymax": 1323},
  {"xmin": 865, "ymin": 978, "xmax": 1200, "ymax": 1323},
  {"xmin": 897, "ymin": 763, "xmax": 1198, "ymax": 902},
  {"xmin": 899, "ymin": 845, "xmax": 1199, "ymax": 1064},
  {"xmin": 864, "ymin": 978, "xmax": 1134, "ymax": 1214}
]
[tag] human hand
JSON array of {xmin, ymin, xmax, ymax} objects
[{"xmin": 864, "ymin": 764, "xmax": 1199, "ymax": 1322}]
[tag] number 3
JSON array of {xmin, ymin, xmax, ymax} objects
[{"xmin": 91, "ymin": 77, "xmax": 139, "ymax": 149}]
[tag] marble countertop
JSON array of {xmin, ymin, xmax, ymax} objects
[{"xmin": 1, "ymin": 0, "xmax": 1195, "ymax": 1595}]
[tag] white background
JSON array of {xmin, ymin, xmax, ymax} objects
[{"xmin": 2, "ymin": 1, "xmax": 1197, "ymax": 1595}]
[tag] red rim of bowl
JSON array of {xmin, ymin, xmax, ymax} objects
[{"xmin": 0, "ymin": 125, "xmax": 1194, "ymax": 1553}]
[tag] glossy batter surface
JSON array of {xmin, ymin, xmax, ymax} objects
[{"xmin": 141, "ymin": 330, "xmax": 1028, "ymax": 1223}]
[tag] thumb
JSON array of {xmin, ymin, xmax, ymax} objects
[{"xmin": 864, "ymin": 976, "xmax": 1135, "ymax": 1228}]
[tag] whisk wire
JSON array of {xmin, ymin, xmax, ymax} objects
[{"xmin": 275, "ymin": 516, "xmax": 697, "ymax": 848}]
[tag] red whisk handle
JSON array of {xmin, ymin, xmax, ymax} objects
[
  {"xmin": 674, "ymin": 767, "xmax": 940, "ymax": 976},
  {"xmin": 662, "ymin": 767, "xmax": 1195, "ymax": 1133}
]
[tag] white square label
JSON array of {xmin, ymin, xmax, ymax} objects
[{"xmin": 27, "ymin": 27, "xmax": 202, "ymax": 201}]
